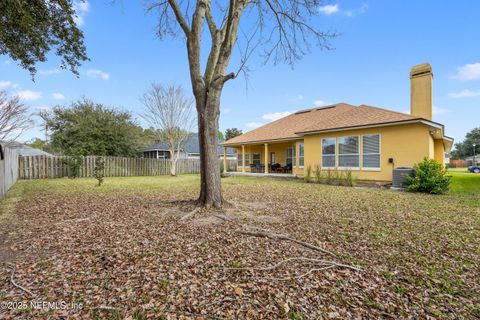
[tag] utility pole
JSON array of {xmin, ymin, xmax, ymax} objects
[{"xmin": 473, "ymin": 143, "xmax": 477, "ymax": 166}]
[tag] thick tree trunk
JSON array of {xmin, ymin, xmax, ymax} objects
[
  {"xmin": 170, "ymin": 158, "xmax": 177, "ymax": 176},
  {"xmin": 195, "ymin": 88, "xmax": 223, "ymax": 208}
]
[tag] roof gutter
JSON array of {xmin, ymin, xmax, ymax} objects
[
  {"xmin": 221, "ymin": 119, "xmax": 451, "ymax": 146},
  {"xmin": 221, "ymin": 136, "xmax": 304, "ymax": 147}
]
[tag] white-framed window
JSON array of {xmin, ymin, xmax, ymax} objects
[
  {"xmin": 237, "ymin": 153, "xmax": 243, "ymax": 167},
  {"xmin": 253, "ymin": 153, "xmax": 261, "ymax": 165},
  {"xmin": 286, "ymin": 148, "xmax": 293, "ymax": 166},
  {"xmin": 245, "ymin": 153, "xmax": 250, "ymax": 166},
  {"xmin": 298, "ymin": 143, "xmax": 305, "ymax": 167},
  {"xmin": 362, "ymin": 134, "xmax": 381, "ymax": 170},
  {"xmin": 338, "ymin": 136, "xmax": 359, "ymax": 169},
  {"xmin": 322, "ymin": 138, "xmax": 336, "ymax": 168}
]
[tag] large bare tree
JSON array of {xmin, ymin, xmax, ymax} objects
[
  {"xmin": 0, "ymin": 90, "xmax": 32, "ymax": 142},
  {"xmin": 148, "ymin": 0, "xmax": 336, "ymax": 208},
  {"xmin": 141, "ymin": 84, "xmax": 195, "ymax": 176}
]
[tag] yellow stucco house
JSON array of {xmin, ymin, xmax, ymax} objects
[{"xmin": 221, "ymin": 64, "xmax": 453, "ymax": 182}]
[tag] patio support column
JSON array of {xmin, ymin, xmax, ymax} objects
[
  {"xmin": 223, "ymin": 147, "xmax": 227, "ymax": 173},
  {"xmin": 264, "ymin": 143, "xmax": 269, "ymax": 174},
  {"xmin": 242, "ymin": 145, "xmax": 246, "ymax": 173}
]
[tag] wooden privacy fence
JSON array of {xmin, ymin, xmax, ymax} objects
[
  {"xmin": 19, "ymin": 155, "xmax": 237, "ymax": 179},
  {"xmin": 0, "ymin": 144, "xmax": 19, "ymax": 198}
]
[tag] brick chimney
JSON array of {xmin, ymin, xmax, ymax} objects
[{"xmin": 410, "ymin": 63, "xmax": 433, "ymax": 120}]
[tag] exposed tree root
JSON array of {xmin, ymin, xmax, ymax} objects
[
  {"xmin": 235, "ymin": 226, "xmax": 338, "ymax": 258},
  {"xmin": 213, "ymin": 214, "xmax": 234, "ymax": 222},
  {"xmin": 281, "ymin": 265, "xmax": 336, "ymax": 280},
  {"xmin": 225, "ymin": 256, "xmax": 361, "ymax": 280},
  {"xmin": 180, "ymin": 207, "xmax": 202, "ymax": 221},
  {"xmin": 6, "ymin": 263, "xmax": 35, "ymax": 297}
]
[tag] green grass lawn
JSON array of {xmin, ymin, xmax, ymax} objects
[
  {"xmin": 447, "ymin": 167, "xmax": 470, "ymax": 174},
  {"xmin": 1, "ymin": 174, "xmax": 479, "ymax": 319},
  {"xmin": 448, "ymin": 172, "xmax": 480, "ymax": 194}
]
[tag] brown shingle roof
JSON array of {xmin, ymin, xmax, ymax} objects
[{"xmin": 223, "ymin": 103, "xmax": 423, "ymax": 145}]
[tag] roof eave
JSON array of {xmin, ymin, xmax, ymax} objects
[
  {"xmin": 221, "ymin": 136, "xmax": 303, "ymax": 147},
  {"xmin": 295, "ymin": 118, "xmax": 444, "ymax": 136}
]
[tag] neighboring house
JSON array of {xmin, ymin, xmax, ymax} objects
[
  {"xmin": 444, "ymin": 152, "xmax": 451, "ymax": 164},
  {"xmin": 142, "ymin": 134, "xmax": 236, "ymax": 160},
  {"xmin": 465, "ymin": 155, "xmax": 479, "ymax": 166},
  {"xmin": 0, "ymin": 142, "xmax": 54, "ymax": 157},
  {"xmin": 222, "ymin": 64, "xmax": 453, "ymax": 182}
]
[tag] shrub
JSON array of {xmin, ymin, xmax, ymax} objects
[
  {"xmin": 93, "ymin": 157, "xmax": 105, "ymax": 186},
  {"xmin": 63, "ymin": 154, "xmax": 83, "ymax": 178},
  {"xmin": 314, "ymin": 165, "xmax": 323, "ymax": 183},
  {"xmin": 344, "ymin": 169, "xmax": 356, "ymax": 187},
  {"xmin": 325, "ymin": 169, "xmax": 334, "ymax": 185},
  {"xmin": 304, "ymin": 165, "xmax": 312, "ymax": 183},
  {"xmin": 404, "ymin": 157, "xmax": 451, "ymax": 194},
  {"xmin": 334, "ymin": 169, "xmax": 343, "ymax": 185}
]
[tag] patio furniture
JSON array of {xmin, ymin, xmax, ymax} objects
[
  {"xmin": 270, "ymin": 163, "xmax": 281, "ymax": 173},
  {"xmin": 282, "ymin": 163, "xmax": 292, "ymax": 173},
  {"xmin": 250, "ymin": 163, "xmax": 265, "ymax": 173}
]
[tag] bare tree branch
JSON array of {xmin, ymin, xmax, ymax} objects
[
  {"xmin": 0, "ymin": 90, "xmax": 32, "ymax": 142},
  {"xmin": 167, "ymin": 0, "xmax": 191, "ymax": 35},
  {"xmin": 140, "ymin": 84, "xmax": 195, "ymax": 176}
]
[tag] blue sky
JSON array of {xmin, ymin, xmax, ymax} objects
[{"xmin": 1, "ymin": 0, "xmax": 479, "ymax": 144}]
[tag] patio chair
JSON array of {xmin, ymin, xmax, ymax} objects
[
  {"xmin": 271, "ymin": 163, "xmax": 281, "ymax": 173},
  {"xmin": 282, "ymin": 163, "xmax": 292, "ymax": 173}
]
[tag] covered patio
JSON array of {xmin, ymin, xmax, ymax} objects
[{"xmin": 222, "ymin": 140, "xmax": 304, "ymax": 176}]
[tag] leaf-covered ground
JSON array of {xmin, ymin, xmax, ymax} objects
[{"xmin": 0, "ymin": 175, "xmax": 479, "ymax": 319}]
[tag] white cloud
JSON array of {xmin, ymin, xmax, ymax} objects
[
  {"xmin": 319, "ymin": 3, "xmax": 368, "ymax": 17},
  {"xmin": 313, "ymin": 100, "xmax": 329, "ymax": 107},
  {"xmin": 52, "ymin": 92, "xmax": 65, "ymax": 100},
  {"xmin": 0, "ymin": 80, "xmax": 12, "ymax": 89},
  {"xmin": 73, "ymin": 1, "xmax": 90, "ymax": 26},
  {"xmin": 16, "ymin": 90, "xmax": 43, "ymax": 101},
  {"xmin": 432, "ymin": 106, "xmax": 448, "ymax": 115},
  {"xmin": 345, "ymin": 3, "xmax": 368, "ymax": 17},
  {"xmin": 39, "ymin": 68, "xmax": 61, "ymax": 76},
  {"xmin": 222, "ymin": 108, "xmax": 231, "ymax": 114},
  {"xmin": 76, "ymin": 0, "xmax": 90, "ymax": 12},
  {"xmin": 262, "ymin": 111, "xmax": 294, "ymax": 122},
  {"xmin": 318, "ymin": 4, "xmax": 339, "ymax": 15},
  {"xmin": 451, "ymin": 63, "xmax": 480, "ymax": 81},
  {"xmin": 245, "ymin": 122, "xmax": 264, "ymax": 129},
  {"xmin": 297, "ymin": 95, "xmax": 304, "ymax": 100},
  {"xmin": 448, "ymin": 89, "xmax": 480, "ymax": 98},
  {"xmin": 86, "ymin": 69, "xmax": 110, "ymax": 80}
]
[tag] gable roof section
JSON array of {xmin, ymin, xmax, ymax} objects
[
  {"xmin": 297, "ymin": 104, "xmax": 419, "ymax": 134},
  {"xmin": 222, "ymin": 103, "xmax": 447, "ymax": 146},
  {"xmin": 223, "ymin": 103, "xmax": 356, "ymax": 145}
]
